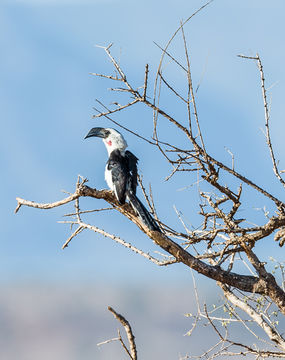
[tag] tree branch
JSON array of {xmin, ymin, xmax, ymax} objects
[
  {"xmin": 15, "ymin": 181, "xmax": 285, "ymax": 313},
  {"xmin": 219, "ymin": 283, "xmax": 285, "ymax": 351},
  {"xmin": 108, "ymin": 306, "xmax": 137, "ymax": 360}
]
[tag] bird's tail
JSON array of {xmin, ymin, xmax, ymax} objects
[{"xmin": 126, "ymin": 190, "xmax": 161, "ymax": 232}]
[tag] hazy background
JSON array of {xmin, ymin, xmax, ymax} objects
[{"xmin": 1, "ymin": 0, "xmax": 285, "ymax": 358}]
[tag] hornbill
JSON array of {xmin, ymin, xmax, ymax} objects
[{"xmin": 85, "ymin": 127, "xmax": 160, "ymax": 232}]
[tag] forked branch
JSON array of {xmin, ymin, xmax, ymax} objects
[{"xmin": 107, "ymin": 306, "xmax": 137, "ymax": 360}]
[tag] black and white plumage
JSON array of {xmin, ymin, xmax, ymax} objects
[{"xmin": 85, "ymin": 127, "xmax": 160, "ymax": 232}]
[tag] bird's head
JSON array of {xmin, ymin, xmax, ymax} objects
[{"xmin": 84, "ymin": 127, "xmax": 128, "ymax": 155}]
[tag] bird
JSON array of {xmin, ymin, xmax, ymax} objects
[{"xmin": 84, "ymin": 127, "xmax": 160, "ymax": 232}]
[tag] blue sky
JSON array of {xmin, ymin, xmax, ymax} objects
[{"xmin": 1, "ymin": 0, "xmax": 285, "ymax": 287}]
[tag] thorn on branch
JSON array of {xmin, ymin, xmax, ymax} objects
[{"xmin": 14, "ymin": 202, "xmax": 21, "ymax": 214}]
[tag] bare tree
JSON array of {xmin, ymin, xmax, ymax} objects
[{"xmin": 15, "ymin": 3, "xmax": 285, "ymax": 359}]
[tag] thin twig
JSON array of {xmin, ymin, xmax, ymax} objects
[
  {"xmin": 238, "ymin": 53, "xmax": 285, "ymax": 188},
  {"xmin": 108, "ymin": 306, "xmax": 137, "ymax": 360},
  {"xmin": 143, "ymin": 63, "xmax": 149, "ymax": 100},
  {"xmin": 62, "ymin": 226, "xmax": 84, "ymax": 249},
  {"xmin": 77, "ymin": 221, "xmax": 166, "ymax": 265},
  {"xmin": 219, "ymin": 283, "xmax": 285, "ymax": 351},
  {"xmin": 93, "ymin": 99, "xmax": 139, "ymax": 119}
]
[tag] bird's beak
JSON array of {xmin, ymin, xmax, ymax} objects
[{"xmin": 84, "ymin": 127, "xmax": 109, "ymax": 139}]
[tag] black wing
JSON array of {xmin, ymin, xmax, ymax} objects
[
  {"xmin": 107, "ymin": 150, "xmax": 128, "ymax": 204},
  {"xmin": 125, "ymin": 150, "xmax": 138, "ymax": 194}
]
